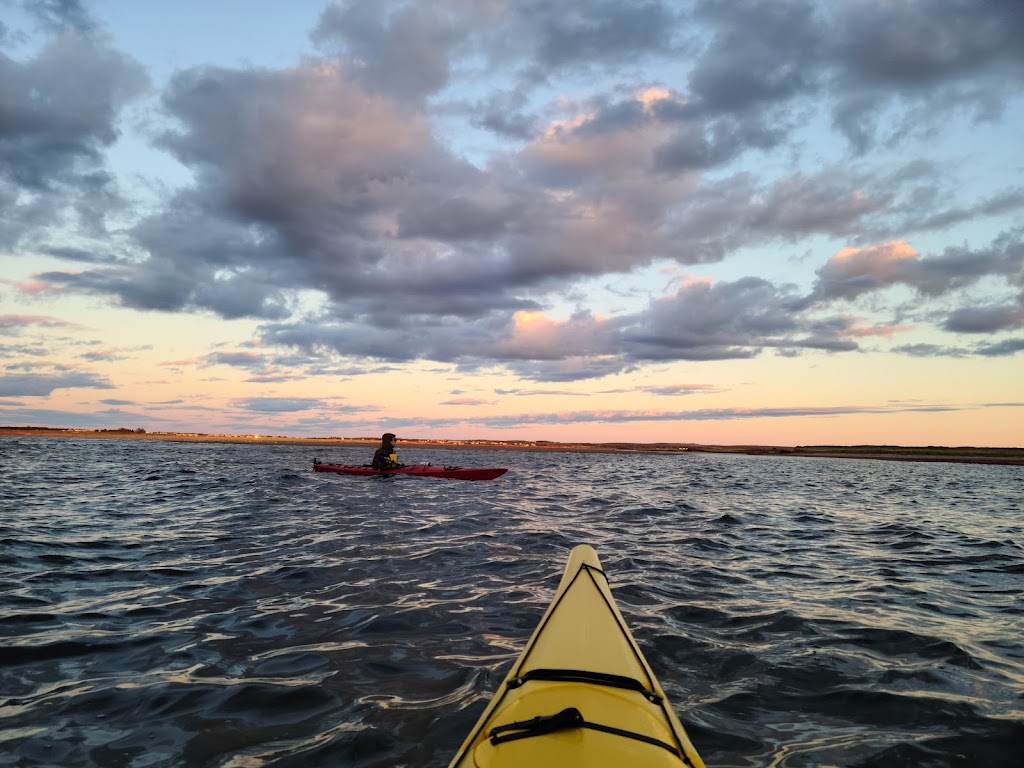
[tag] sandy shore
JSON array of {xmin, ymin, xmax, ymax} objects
[{"xmin": 2, "ymin": 428, "xmax": 1021, "ymax": 466}]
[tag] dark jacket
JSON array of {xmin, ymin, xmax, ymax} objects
[{"xmin": 372, "ymin": 446, "xmax": 398, "ymax": 470}]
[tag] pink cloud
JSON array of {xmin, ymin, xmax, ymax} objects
[
  {"xmin": 0, "ymin": 313, "xmax": 80, "ymax": 330},
  {"xmin": 842, "ymin": 322, "xmax": 915, "ymax": 338},
  {"xmin": 492, "ymin": 310, "xmax": 617, "ymax": 360}
]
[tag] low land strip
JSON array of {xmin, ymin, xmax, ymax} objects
[{"xmin": 2, "ymin": 427, "xmax": 1021, "ymax": 466}]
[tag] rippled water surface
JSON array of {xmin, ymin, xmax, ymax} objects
[{"xmin": 2, "ymin": 437, "xmax": 1022, "ymax": 767}]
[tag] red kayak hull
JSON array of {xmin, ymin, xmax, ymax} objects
[{"xmin": 313, "ymin": 462, "xmax": 508, "ymax": 481}]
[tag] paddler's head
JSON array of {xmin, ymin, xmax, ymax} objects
[{"xmin": 381, "ymin": 432, "xmax": 396, "ymax": 447}]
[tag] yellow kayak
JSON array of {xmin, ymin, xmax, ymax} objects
[{"xmin": 449, "ymin": 545, "xmax": 706, "ymax": 767}]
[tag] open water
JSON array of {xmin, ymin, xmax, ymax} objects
[{"xmin": 1, "ymin": 436, "xmax": 1022, "ymax": 767}]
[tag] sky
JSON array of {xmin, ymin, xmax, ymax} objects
[{"xmin": 1, "ymin": 0, "xmax": 1022, "ymax": 447}]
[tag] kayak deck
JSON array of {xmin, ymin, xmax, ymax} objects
[
  {"xmin": 313, "ymin": 461, "xmax": 507, "ymax": 481},
  {"xmin": 449, "ymin": 545, "xmax": 705, "ymax": 767}
]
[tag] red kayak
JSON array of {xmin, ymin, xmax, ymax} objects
[{"xmin": 313, "ymin": 460, "xmax": 508, "ymax": 481}]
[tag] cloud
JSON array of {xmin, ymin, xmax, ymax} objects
[
  {"xmin": 975, "ymin": 338, "xmax": 1024, "ymax": 357},
  {"xmin": 619, "ymin": 276, "xmax": 857, "ymax": 363},
  {"xmin": 383, "ymin": 401, "xmax": 972, "ymax": 431},
  {"xmin": 0, "ymin": 343, "xmax": 50, "ymax": 359},
  {"xmin": 22, "ymin": 0, "xmax": 96, "ymax": 33},
  {"xmin": 31, "ymin": 59, "xmax": 512, "ymax": 321},
  {"xmin": 653, "ymin": 116, "xmax": 786, "ymax": 172},
  {"xmin": 495, "ymin": 388, "xmax": 582, "ymax": 397},
  {"xmin": 687, "ymin": 0, "xmax": 823, "ymax": 114},
  {"xmin": 0, "ymin": 371, "xmax": 114, "ymax": 396},
  {"xmin": 258, "ymin": 246, "xmax": 1018, "ymax": 380},
  {"xmin": 471, "ymin": 88, "xmax": 536, "ymax": 139},
  {"xmin": 0, "ymin": 313, "xmax": 80, "ymax": 332},
  {"xmin": 0, "ymin": 406, "xmax": 142, "ymax": 428},
  {"xmin": 680, "ymin": 1, "xmax": 1024, "ymax": 155},
  {"xmin": 522, "ymin": 1, "xmax": 679, "ymax": 76},
  {"xmin": 505, "ymin": 356, "xmax": 630, "ymax": 383},
  {"xmin": 892, "ymin": 344, "xmax": 969, "ymax": 358},
  {"xmin": 312, "ymin": 1, "xmax": 458, "ymax": 101},
  {"xmin": 638, "ymin": 384, "xmax": 719, "ymax": 396},
  {"xmin": 206, "ymin": 351, "xmax": 267, "ymax": 370},
  {"xmin": 832, "ymin": 0, "xmax": 1024, "ymax": 92},
  {"xmin": 943, "ymin": 304, "xmax": 1024, "ymax": 334},
  {"xmin": 232, "ymin": 397, "xmax": 322, "ymax": 413},
  {"xmin": 440, "ymin": 397, "xmax": 493, "ymax": 406},
  {"xmin": 5, "ymin": 0, "xmax": 1022, "ymax": 394},
  {"xmin": 831, "ymin": 1, "xmax": 1023, "ymax": 151},
  {"xmin": 21, "ymin": 4, "xmax": 927, "ymax": 331},
  {"xmin": 489, "ymin": 310, "xmax": 619, "ymax": 361},
  {"xmin": 0, "ymin": 27, "xmax": 147, "ymax": 247},
  {"xmin": 811, "ymin": 232, "xmax": 1024, "ymax": 302},
  {"xmin": 319, "ymin": 0, "xmax": 682, "ymax": 96},
  {"xmin": 915, "ymin": 189, "xmax": 1024, "ymax": 233},
  {"xmin": 80, "ymin": 349, "xmax": 130, "ymax": 362},
  {"xmin": 230, "ymin": 396, "xmax": 379, "ymax": 415}
]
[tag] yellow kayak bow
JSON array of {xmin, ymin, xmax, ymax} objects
[{"xmin": 450, "ymin": 544, "xmax": 706, "ymax": 767}]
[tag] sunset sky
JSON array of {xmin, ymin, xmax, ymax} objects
[{"xmin": 2, "ymin": 0, "xmax": 1022, "ymax": 446}]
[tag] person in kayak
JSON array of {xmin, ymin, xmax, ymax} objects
[{"xmin": 371, "ymin": 433, "xmax": 403, "ymax": 470}]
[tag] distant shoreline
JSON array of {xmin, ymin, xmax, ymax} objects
[{"xmin": 2, "ymin": 427, "xmax": 1022, "ymax": 466}]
